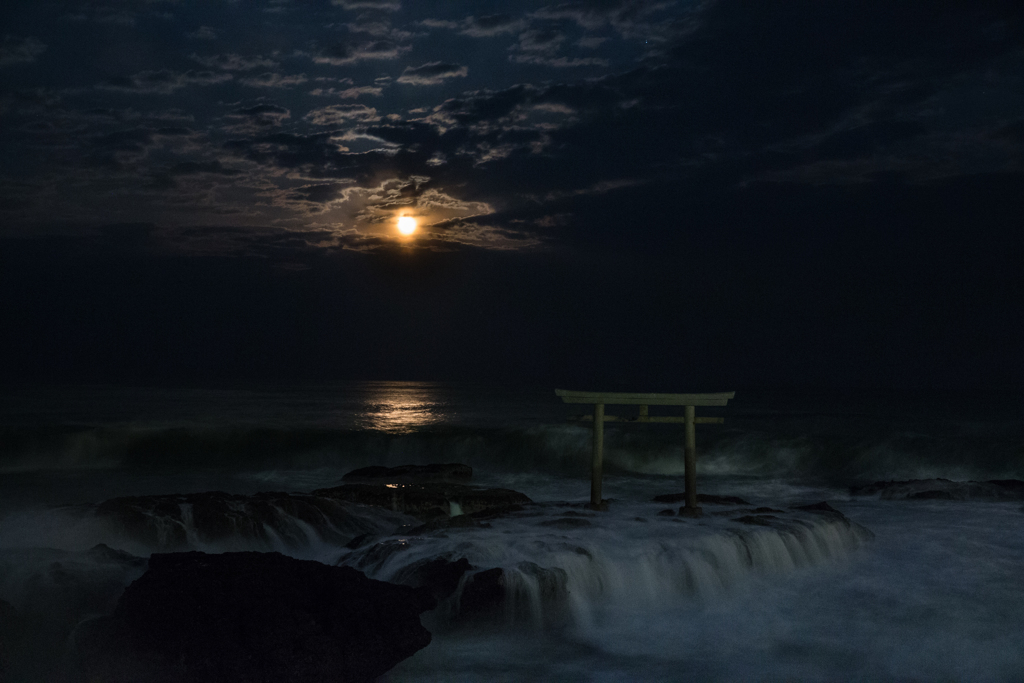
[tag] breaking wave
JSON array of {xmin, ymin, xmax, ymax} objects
[{"xmin": 2, "ymin": 417, "xmax": 1021, "ymax": 484}]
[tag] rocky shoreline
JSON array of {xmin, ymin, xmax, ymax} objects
[
  {"xmin": 1, "ymin": 463, "xmax": 883, "ymax": 681},
  {"xmin": 850, "ymin": 478, "xmax": 1024, "ymax": 501}
]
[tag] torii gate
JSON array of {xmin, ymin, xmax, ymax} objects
[{"xmin": 555, "ymin": 389, "xmax": 735, "ymax": 516}]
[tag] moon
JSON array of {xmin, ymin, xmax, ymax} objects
[{"xmin": 397, "ymin": 216, "xmax": 417, "ymax": 236}]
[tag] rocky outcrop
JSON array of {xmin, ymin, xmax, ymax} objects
[
  {"xmin": 716, "ymin": 501, "xmax": 875, "ymax": 541},
  {"xmin": 342, "ymin": 463, "xmax": 473, "ymax": 484},
  {"xmin": 76, "ymin": 551, "xmax": 435, "ymax": 683},
  {"xmin": 850, "ymin": 478, "xmax": 1024, "ymax": 501},
  {"xmin": 313, "ymin": 482, "xmax": 532, "ymax": 519},
  {"xmin": 94, "ymin": 490, "xmax": 408, "ymax": 550}
]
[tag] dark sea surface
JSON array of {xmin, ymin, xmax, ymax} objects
[{"xmin": 1, "ymin": 383, "xmax": 1023, "ymax": 681}]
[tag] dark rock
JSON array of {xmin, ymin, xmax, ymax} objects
[
  {"xmin": 343, "ymin": 463, "xmax": 473, "ymax": 484},
  {"xmin": 470, "ymin": 503, "xmax": 526, "ymax": 520},
  {"xmin": 391, "ymin": 557, "xmax": 473, "ymax": 600},
  {"xmin": 348, "ymin": 539, "xmax": 413, "ymax": 574},
  {"xmin": 458, "ymin": 568, "xmax": 505, "ymax": 615},
  {"xmin": 791, "ymin": 501, "xmax": 843, "ymax": 515},
  {"xmin": 652, "ymin": 493, "xmax": 751, "ymax": 505},
  {"xmin": 657, "ymin": 508, "xmax": 676, "ymax": 516},
  {"xmin": 405, "ymin": 514, "xmax": 481, "ymax": 536},
  {"xmin": 538, "ymin": 517, "xmax": 593, "ymax": 529},
  {"xmin": 76, "ymin": 551, "xmax": 435, "ymax": 683},
  {"xmin": 512, "ymin": 561, "xmax": 568, "ymax": 603},
  {"xmin": 908, "ymin": 490, "xmax": 954, "ymax": 500},
  {"xmin": 456, "ymin": 563, "xmax": 568, "ymax": 620},
  {"xmin": 988, "ymin": 479, "xmax": 1024, "ymax": 492},
  {"xmin": 345, "ymin": 533, "xmax": 373, "ymax": 549},
  {"xmin": 752, "ymin": 507, "xmax": 785, "ymax": 513},
  {"xmin": 95, "ymin": 490, "xmax": 404, "ymax": 550},
  {"xmin": 313, "ymin": 483, "xmax": 532, "ymax": 520},
  {"xmin": 850, "ymin": 478, "xmax": 1024, "ymax": 501},
  {"xmin": 733, "ymin": 515, "xmax": 778, "ymax": 526}
]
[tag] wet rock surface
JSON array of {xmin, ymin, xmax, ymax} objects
[
  {"xmin": 391, "ymin": 557, "xmax": 473, "ymax": 601},
  {"xmin": 342, "ymin": 463, "xmax": 473, "ymax": 484},
  {"xmin": 850, "ymin": 478, "xmax": 1024, "ymax": 501},
  {"xmin": 538, "ymin": 517, "xmax": 593, "ymax": 529},
  {"xmin": 90, "ymin": 475, "xmax": 532, "ymax": 553},
  {"xmin": 76, "ymin": 551, "xmax": 435, "ymax": 683},
  {"xmin": 652, "ymin": 493, "xmax": 752, "ymax": 505},
  {"xmin": 313, "ymin": 482, "xmax": 532, "ymax": 519},
  {"xmin": 713, "ymin": 501, "xmax": 876, "ymax": 540},
  {"xmin": 457, "ymin": 563, "xmax": 569, "ymax": 620},
  {"xmin": 733, "ymin": 515, "xmax": 778, "ymax": 526},
  {"xmin": 94, "ymin": 490, "xmax": 411, "ymax": 550}
]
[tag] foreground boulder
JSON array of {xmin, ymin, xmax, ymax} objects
[
  {"xmin": 76, "ymin": 551, "xmax": 435, "ymax": 683},
  {"xmin": 342, "ymin": 463, "xmax": 473, "ymax": 484},
  {"xmin": 314, "ymin": 482, "xmax": 532, "ymax": 519},
  {"xmin": 850, "ymin": 478, "xmax": 1024, "ymax": 501}
]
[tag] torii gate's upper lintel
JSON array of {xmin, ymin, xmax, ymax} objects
[
  {"xmin": 555, "ymin": 389, "xmax": 735, "ymax": 406},
  {"xmin": 555, "ymin": 389, "xmax": 735, "ymax": 515}
]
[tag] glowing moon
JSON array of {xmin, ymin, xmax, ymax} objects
[{"xmin": 397, "ymin": 216, "xmax": 417, "ymax": 235}]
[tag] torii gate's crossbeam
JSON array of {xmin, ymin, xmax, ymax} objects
[{"xmin": 555, "ymin": 389, "xmax": 735, "ymax": 515}]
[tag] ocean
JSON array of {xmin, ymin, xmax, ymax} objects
[{"xmin": 1, "ymin": 382, "xmax": 1022, "ymax": 681}]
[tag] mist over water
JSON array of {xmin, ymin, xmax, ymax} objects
[{"xmin": 1, "ymin": 383, "xmax": 1023, "ymax": 681}]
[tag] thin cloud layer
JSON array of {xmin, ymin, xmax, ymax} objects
[{"xmin": 0, "ymin": 0, "xmax": 1021, "ymax": 255}]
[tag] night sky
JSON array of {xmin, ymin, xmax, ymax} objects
[{"xmin": 1, "ymin": 0, "xmax": 1022, "ymax": 391}]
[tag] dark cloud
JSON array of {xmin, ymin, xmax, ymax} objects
[
  {"xmin": 165, "ymin": 160, "xmax": 242, "ymax": 177},
  {"xmin": 189, "ymin": 53, "xmax": 278, "ymax": 71},
  {"xmin": 0, "ymin": 35, "xmax": 46, "ymax": 66},
  {"xmin": 99, "ymin": 69, "xmax": 232, "ymax": 94},
  {"xmin": 287, "ymin": 182, "xmax": 349, "ymax": 204},
  {"xmin": 331, "ymin": 0, "xmax": 401, "ymax": 11},
  {"xmin": 239, "ymin": 72, "xmax": 309, "ymax": 88},
  {"xmin": 303, "ymin": 104, "xmax": 379, "ymax": 125},
  {"xmin": 306, "ymin": 38, "xmax": 408, "ymax": 66},
  {"xmin": 396, "ymin": 62, "xmax": 469, "ymax": 86},
  {"xmin": 464, "ymin": 14, "xmax": 526, "ymax": 37},
  {"xmin": 422, "ymin": 14, "xmax": 527, "ymax": 38},
  {"xmin": 187, "ymin": 26, "xmax": 217, "ymax": 41}
]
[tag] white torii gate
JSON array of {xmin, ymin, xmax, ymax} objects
[{"xmin": 555, "ymin": 389, "xmax": 735, "ymax": 516}]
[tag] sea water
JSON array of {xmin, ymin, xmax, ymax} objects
[{"xmin": 0, "ymin": 383, "xmax": 1022, "ymax": 681}]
